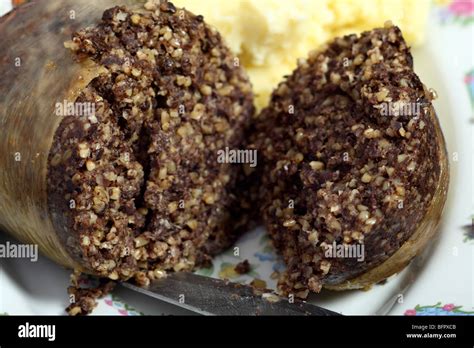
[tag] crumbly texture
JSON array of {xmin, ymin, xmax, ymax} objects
[
  {"xmin": 250, "ymin": 24, "xmax": 440, "ymax": 298},
  {"xmin": 66, "ymin": 272, "xmax": 116, "ymax": 316},
  {"xmin": 234, "ymin": 259, "xmax": 250, "ymax": 274},
  {"xmin": 47, "ymin": 0, "xmax": 254, "ymax": 313}
]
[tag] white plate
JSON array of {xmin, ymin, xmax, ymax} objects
[{"xmin": 0, "ymin": 0, "xmax": 473, "ymax": 316}]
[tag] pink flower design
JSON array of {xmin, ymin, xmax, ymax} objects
[
  {"xmin": 442, "ymin": 303, "xmax": 455, "ymax": 311},
  {"xmin": 404, "ymin": 309, "xmax": 417, "ymax": 316},
  {"xmin": 118, "ymin": 309, "xmax": 129, "ymax": 316},
  {"xmin": 104, "ymin": 299, "xmax": 113, "ymax": 306},
  {"xmin": 449, "ymin": 0, "xmax": 474, "ymax": 17}
]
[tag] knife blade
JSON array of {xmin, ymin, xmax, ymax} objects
[{"xmin": 121, "ymin": 272, "xmax": 341, "ymax": 316}]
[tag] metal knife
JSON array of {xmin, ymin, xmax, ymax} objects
[{"xmin": 121, "ymin": 272, "xmax": 340, "ymax": 316}]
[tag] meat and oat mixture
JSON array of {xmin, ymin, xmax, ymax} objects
[
  {"xmin": 46, "ymin": 0, "xmax": 254, "ymax": 314},
  {"xmin": 250, "ymin": 23, "xmax": 441, "ymax": 298}
]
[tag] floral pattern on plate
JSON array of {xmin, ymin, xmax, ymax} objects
[
  {"xmin": 438, "ymin": 0, "xmax": 474, "ymax": 25},
  {"xmin": 103, "ymin": 294, "xmax": 144, "ymax": 316},
  {"xmin": 194, "ymin": 228, "xmax": 279, "ymax": 290},
  {"xmin": 404, "ymin": 303, "xmax": 474, "ymax": 316},
  {"xmin": 465, "ymin": 69, "xmax": 474, "ymax": 109}
]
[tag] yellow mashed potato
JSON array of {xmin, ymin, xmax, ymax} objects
[{"xmin": 173, "ymin": 0, "xmax": 431, "ymax": 109}]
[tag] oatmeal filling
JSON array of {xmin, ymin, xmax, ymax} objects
[
  {"xmin": 47, "ymin": 0, "xmax": 254, "ymax": 293},
  {"xmin": 251, "ymin": 23, "xmax": 440, "ymax": 297}
]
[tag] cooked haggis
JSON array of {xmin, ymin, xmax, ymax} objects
[
  {"xmin": 0, "ymin": 0, "xmax": 253, "ymax": 315},
  {"xmin": 0, "ymin": 0, "xmax": 448, "ymax": 316},
  {"xmin": 250, "ymin": 23, "xmax": 448, "ymax": 297},
  {"xmin": 51, "ymin": 1, "xmax": 253, "ymax": 286}
]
